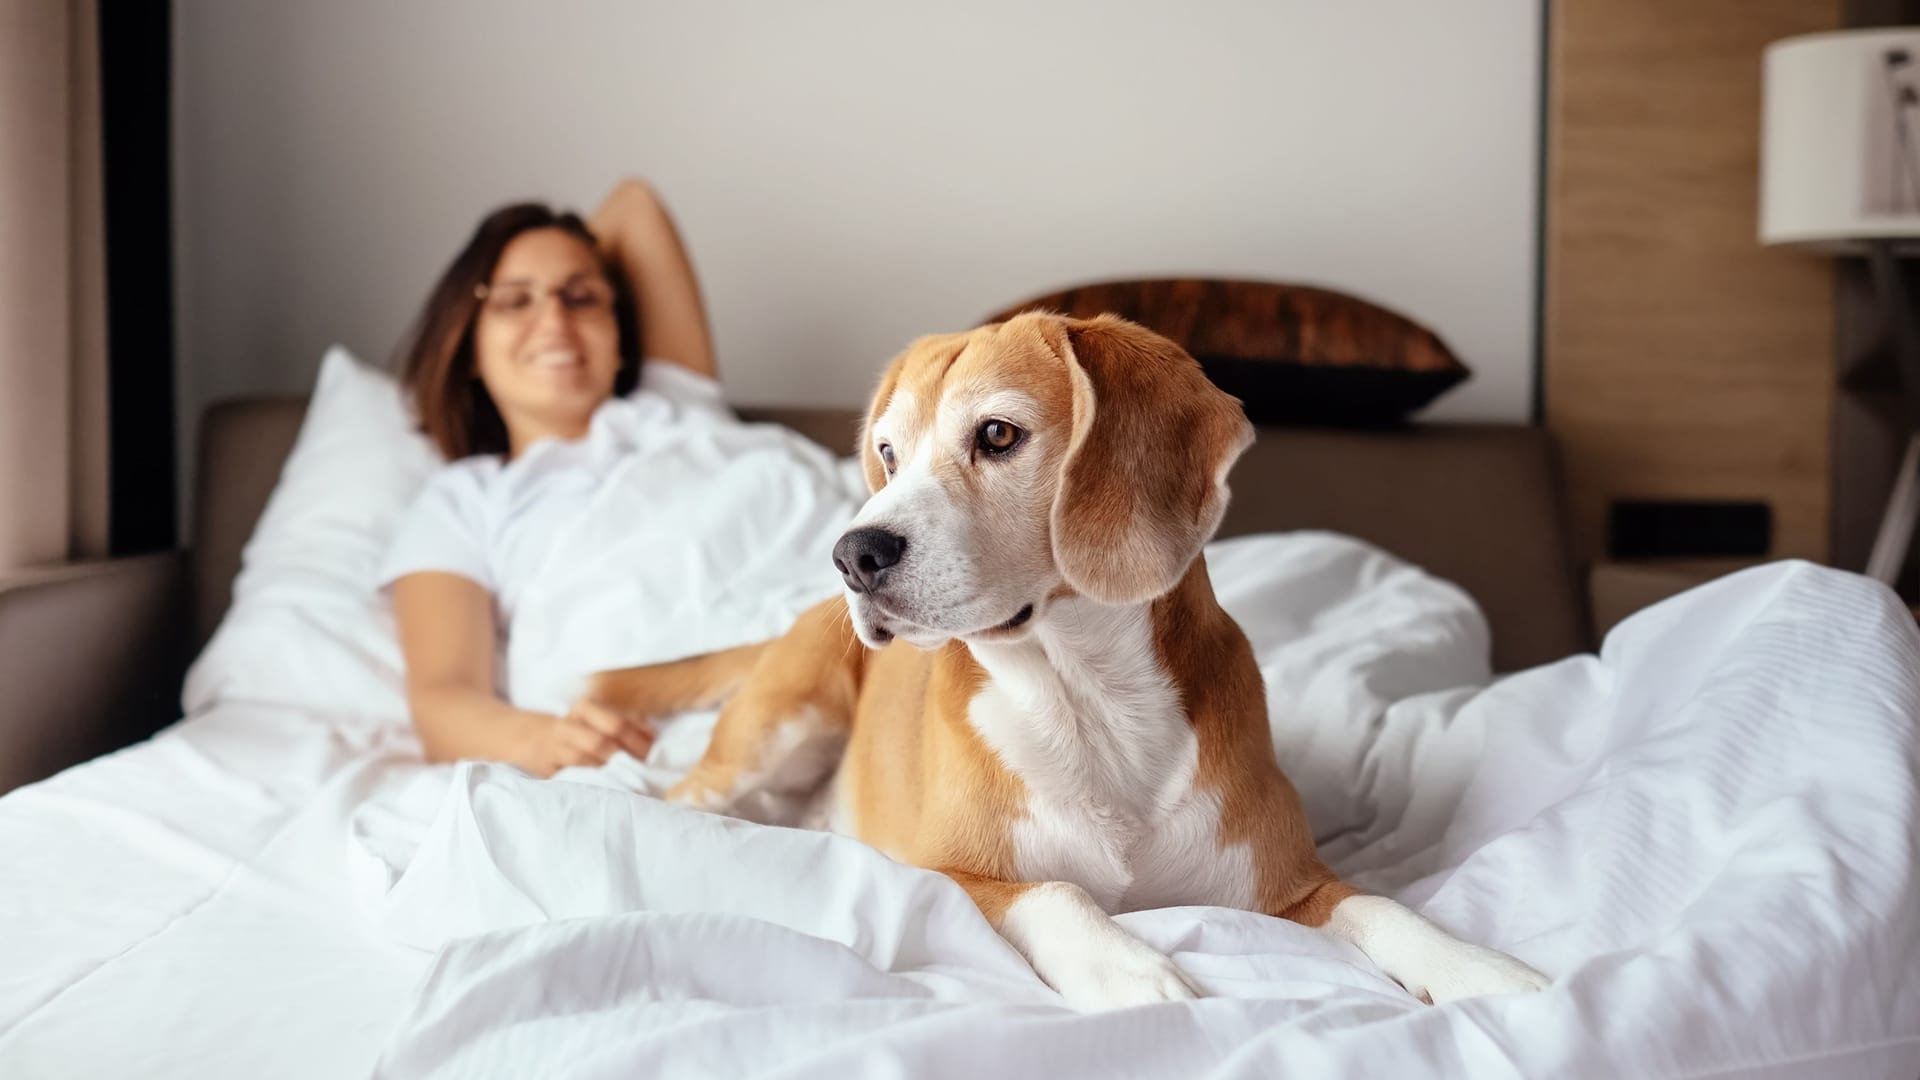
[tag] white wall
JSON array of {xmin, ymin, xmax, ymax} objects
[{"xmin": 173, "ymin": 0, "xmax": 1540, "ymax": 491}]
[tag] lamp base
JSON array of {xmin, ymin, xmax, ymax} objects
[
  {"xmin": 1862, "ymin": 241, "xmax": 1920, "ymax": 589},
  {"xmin": 1866, "ymin": 433, "xmax": 1920, "ymax": 584}
]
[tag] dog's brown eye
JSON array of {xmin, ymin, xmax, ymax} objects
[
  {"xmin": 976, "ymin": 420, "xmax": 1023, "ymax": 456},
  {"xmin": 877, "ymin": 443, "xmax": 896, "ymax": 474}
]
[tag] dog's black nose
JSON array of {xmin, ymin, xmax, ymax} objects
[{"xmin": 833, "ymin": 527, "xmax": 906, "ymax": 594}]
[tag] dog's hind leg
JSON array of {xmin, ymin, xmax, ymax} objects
[{"xmin": 657, "ymin": 598, "xmax": 865, "ymax": 827}]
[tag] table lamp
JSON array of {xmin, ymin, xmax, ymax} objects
[{"xmin": 1762, "ymin": 27, "xmax": 1920, "ymax": 585}]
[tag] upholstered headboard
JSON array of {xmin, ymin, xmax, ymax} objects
[{"xmin": 192, "ymin": 399, "xmax": 1587, "ymax": 673}]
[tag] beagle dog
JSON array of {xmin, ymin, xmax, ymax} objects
[{"xmin": 592, "ymin": 312, "xmax": 1548, "ymax": 1010}]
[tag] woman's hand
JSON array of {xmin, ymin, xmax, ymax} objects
[{"xmin": 518, "ymin": 697, "xmax": 657, "ymax": 777}]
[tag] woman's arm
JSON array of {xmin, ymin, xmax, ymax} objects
[
  {"xmin": 589, "ymin": 178, "xmax": 718, "ymax": 381},
  {"xmin": 392, "ymin": 571, "xmax": 653, "ymax": 775}
]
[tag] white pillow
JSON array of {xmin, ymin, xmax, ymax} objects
[{"xmin": 182, "ymin": 346, "xmax": 441, "ymax": 720}]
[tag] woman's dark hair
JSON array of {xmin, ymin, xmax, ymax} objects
[{"xmin": 395, "ymin": 202, "xmax": 642, "ymax": 459}]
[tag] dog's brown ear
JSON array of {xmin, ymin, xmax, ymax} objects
[{"xmin": 1049, "ymin": 314, "xmax": 1254, "ymax": 605}]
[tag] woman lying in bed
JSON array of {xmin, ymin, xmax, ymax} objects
[{"xmin": 382, "ymin": 178, "xmax": 711, "ymax": 777}]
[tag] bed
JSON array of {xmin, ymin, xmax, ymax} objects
[{"xmin": 2, "ymin": 307, "xmax": 1917, "ymax": 1077}]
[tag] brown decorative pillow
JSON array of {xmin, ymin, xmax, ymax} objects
[{"xmin": 981, "ymin": 278, "xmax": 1470, "ymax": 426}]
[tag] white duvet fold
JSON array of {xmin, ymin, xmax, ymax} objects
[{"xmin": 501, "ymin": 399, "xmax": 868, "ymax": 714}]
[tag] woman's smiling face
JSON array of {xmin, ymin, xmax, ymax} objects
[{"xmin": 472, "ymin": 226, "xmax": 623, "ymax": 452}]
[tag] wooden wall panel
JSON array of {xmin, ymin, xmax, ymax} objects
[{"xmin": 1544, "ymin": 0, "xmax": 1842, "ymax": 568}]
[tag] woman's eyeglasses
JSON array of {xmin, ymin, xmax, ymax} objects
[{"xmin": 474, "ymin": 277, "xmax": 614, "ymax": 320}]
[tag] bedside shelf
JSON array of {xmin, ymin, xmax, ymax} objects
[{"xmin": 1589, "ymin": 559, "xmax": 1762, "ymax": 642}]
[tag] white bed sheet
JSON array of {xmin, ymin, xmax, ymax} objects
[
  {"xmin": 2, "ymin": 536, "xmax": 1916, "ymax": 1080},
  {"xmin": 0, "ymin": 702, "xmax": 435, "ymax": 1077}
]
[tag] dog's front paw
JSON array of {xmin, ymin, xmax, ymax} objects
[
  {"xmin": 1404, "ymin": 943, "xmax": 1549, "ymax": 1004},
  {"xmin": 664, "ymin": 778, "xmax": 728, "ymax": 813},
  {"xmin": 1045, "ymin": 936, "xmax": 1201, "ymax": 1012},
  {"xmin": 999, "ymin": 882, "xmax": 1201, "ymax": 1011},
  {"xmin": 1327, "ymin": 895, "xmax": 1550, "ymax": 1006}
]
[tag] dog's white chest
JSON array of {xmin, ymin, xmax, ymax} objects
[
  {"xmin": 966, "ymin": 604, "xmax": 1257, "ymax": 915},
  {"xmin": 1005, "ymin": 775, "xmax": 1257, "ymax": 914}
]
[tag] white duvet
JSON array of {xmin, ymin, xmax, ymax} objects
[
  {"xmin": 357, "ymin": 550, "xmax": 1920, "ymax": 1080},
  {"xmin": 3, "ymin": 395, "xmax": 1918, "ymax": 1078}
]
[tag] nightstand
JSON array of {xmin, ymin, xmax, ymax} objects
[{"xmin": 1589, "ymin": 560, "xmax": 1756, "ymax": 643}]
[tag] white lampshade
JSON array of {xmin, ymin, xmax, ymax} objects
[{"xmin": 1761, "ymin": 28, "xmax": 1920, "ymax": 252}]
